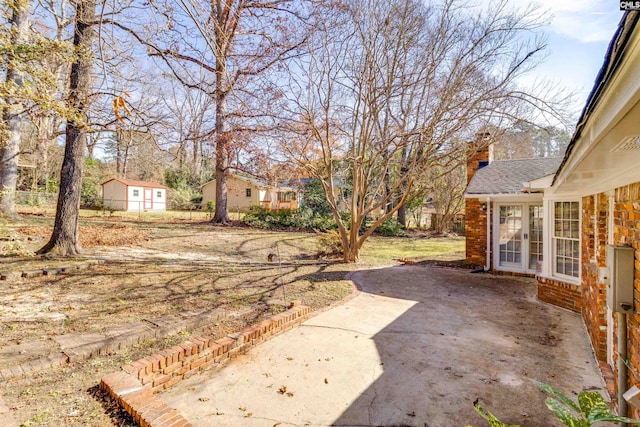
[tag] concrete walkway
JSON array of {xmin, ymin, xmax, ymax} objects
[{"xmin": 161, "ymin": 265, "xmax": 605, "ymax": 427}]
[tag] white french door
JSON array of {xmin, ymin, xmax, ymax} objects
[{"xmin": 495, "ymin": 203, "xmax": 543, "ymax": 273}]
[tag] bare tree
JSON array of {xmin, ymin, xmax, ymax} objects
[
  {"xmin": 118, "ymin": 0, "xmax": 311, "ymax": 223},
  {"xmin": 492, "ymin": 121, "xmax": 570, "ymax": 160},
  {"xmin": 428, "ymin": 164, "xmax": 466, "ymax": 234},
  {"xmin": 282, "ymin": 0, "xmax": 564, "ymax": 262},
  {"xmin": 0, "ymin": 0, "xmax": 30, "ymax": 218},
  {"xmin": 38, "ymin": 0, "xmax": 96, "ymax": 255}
]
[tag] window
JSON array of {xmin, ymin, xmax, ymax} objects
[
  {"xmin": 157, "ymin": 191, "xmax": 162, "ymax": 198},
  {"xmin": 246, "ymin": 188, "xmax": 252, "ymax": 197},
  {"xmin": 133, "ymin": 189, "xmax": 139, "ymax": 197},
  {"xmin": 553, "ymin": 201, "xmax": 580, "ymax": 278},
  {"xmin": 277, "ymin": 191, "xmax": 296, "ymax": 201}
]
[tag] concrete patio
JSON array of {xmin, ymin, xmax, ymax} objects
[{"xmin": 161, "ymin": 265, "xmax": 605, "ymax": 426}]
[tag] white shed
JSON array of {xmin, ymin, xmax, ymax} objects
[{"xmin": 101, "ymin": 178, "xmax": 167, "ymax": 212}]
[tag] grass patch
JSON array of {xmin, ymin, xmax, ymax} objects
[{"xmin": 359, "ymin": 235, "xmax": 465, "ymax": 264}]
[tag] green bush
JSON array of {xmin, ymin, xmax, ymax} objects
[
  {"xmin": 167, "ymin": 186, "xmax": 200, "ymax": 210},
  {"xmin": 375, "ymin": 217, "xmax": 405, "ymax": 236},
  {"xmin": 302, "ymin": 179, "xmax": 333, "ymax": 216},
  {"xmin": 80, "ymin": 158, "xmax": 109, "ymax": 209},
  {"xmin": 311, "ymin": 215, "xmax": 337, "ymax": 231},
  {"xmin": 242, "ymin": 206, "xmax": 338, "ymax": 231}
]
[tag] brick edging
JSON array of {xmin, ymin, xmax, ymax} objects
[
  {"xmin": 100, "ymin": 304, "xmax": 312, "ymax": 427},
  {"xmin": 0, "ymin": 258, "xmax": 105, "ymax": 280}
]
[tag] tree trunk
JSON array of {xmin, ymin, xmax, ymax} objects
[
  {"xmin": 38, "ymin": 0, "xmax": 95, "ymax": 256},
  {"xmin": 383, "ymin": 151, "xmax": 392, "ymax": 214},
  {"xmin": 342, "ymin": 239, "xmax": 359, "ymax": 263},
  {"xmin": 397, "ymin": 203, "xmax": 406, "ymax": 228},
  {"xmin": 212, "ymin": 8, "xmax": 230, "ymax": 224},
  {"xmin": 213, "ymin": 113, "xmax": 229, "ymax": 223},
  {"xmin": 0, "ymin": 1, "xmax": 29, "ymax": 219},
  {"xmin": 396, "ymin": 144, "xmax": 410, "ymax": 228}
]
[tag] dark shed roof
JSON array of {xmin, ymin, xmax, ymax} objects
[{"xmin": 466, "ymin": 157, "xmax": 563, "ymax": 195}]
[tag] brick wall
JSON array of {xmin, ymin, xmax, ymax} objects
[
  {"xmin": 581, "ymin": 194, "xmax": 609, "ymax": 362},
  {"xmin": 465, "ymin": 139, "xmax": 490, "ymax": 268},
  {"xmin": 466, "ymin": 143, "xmax": 489, "ymax": 185},
  {"xmin": 612, "ymin": 183, "xmax": 640, "ymax": 418},
  {"xmin": 537, "ymin": 276, "xmax": 582, "ymax": 312},
  {"xmin": 465, "ymin": 198, "xmax": 488, "ymax": 267}
]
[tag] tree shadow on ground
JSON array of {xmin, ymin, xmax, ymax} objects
[{"xmin": 330, "ymin": 265, "xmax": 604, "ymax": 427}]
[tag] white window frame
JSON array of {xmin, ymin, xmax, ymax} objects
[{"xmin": 551, "ymin": 200, "xmax": 581, "ymax": 282}]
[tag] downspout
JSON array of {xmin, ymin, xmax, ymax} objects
[
  {"xmin": 618, "ymin": 312, "xmax": 628, "ymax": 424},
  {"xmin": 485, "ymin": 197, "xmax": 491, "ymax": 271}
]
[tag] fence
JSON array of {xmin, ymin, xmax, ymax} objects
[
  {"xmin": 426, "ymin": 213, "xmax": 465, "ymax": 235},
  {"xmin": 15, "ymin": 192, "xmax": 216, "ymax": 220},
  {"xmin": 100, "ymin": 198, "xmax": 213, "ymax": 220},
  {"xmin": 16, "ymin": 190, "xmax": 58, "ymax": 207}
]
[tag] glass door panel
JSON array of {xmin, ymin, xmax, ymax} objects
[
  {"xmin": 529, "ymin": 205, "xmax": 543, "ymax": 270},
  {"xmin": 499, "ymin": 205, "xmax": 523, "ymax": 268}
]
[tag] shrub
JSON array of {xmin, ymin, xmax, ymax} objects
[
  {"xmin": 242, "ymin": 205, "xmax": 339, "ymax": 231},
  {"xmin": 302, "ymin": 179, "xmax": 333, "ymax": 216},
  {"xmin": 375, "ymin": 217, "xmax": 405, "ymax": 236},
  {"xmin": 167, "ymin": 186, "xmax": 200, "ymax": 210},
  {"xmin": 311, "ymin": 215, "xmax": 337, "ymax": 232},
  {"xmin": 80, "ymin": 181, "xmax": 102, "ymax": 209},
  {"xmin": 316, "ymin": 230, "xmax": 343, "ymax": 258}
]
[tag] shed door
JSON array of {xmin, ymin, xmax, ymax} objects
[{"xmin": 144, "ymin": 188, "xmax": 153, "ymax": 209}]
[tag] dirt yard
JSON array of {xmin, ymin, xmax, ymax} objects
[{"xmin": 0, "ymin": 214, "xmax": 464, "ymax": 426}]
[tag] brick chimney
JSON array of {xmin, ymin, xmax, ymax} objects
[{"xmin": 466, "ymin": 132, "xmax": 493, "ymax": 185}]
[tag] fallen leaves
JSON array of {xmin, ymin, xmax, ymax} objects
[
  {"xmin": 17, "ymin": 224, "xmax": 149, "ymax": 247},
  {"xmin": 277, "ymin": 385, "xmax": 294, "ymax": 397}
]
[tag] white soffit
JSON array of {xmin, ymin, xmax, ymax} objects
[{"xmin": 611, "ymin": 136, "xmax": 640, "ymax": 152}]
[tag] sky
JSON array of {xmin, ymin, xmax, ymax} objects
[{"xmin": 532, "ymin": 1, "xmax": 623, "ymax": 115}]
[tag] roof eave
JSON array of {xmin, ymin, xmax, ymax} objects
[{"xmin": 553, "ymin": 12, "xmax": 640, "ymax": 184}]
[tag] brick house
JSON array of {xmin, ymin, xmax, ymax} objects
[{"xmin": 466, "ymin": 11, "xmax": 640, "ymax": 417}]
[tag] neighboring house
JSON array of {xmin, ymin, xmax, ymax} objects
[
  {"xmin": 201, "ymin": 174, "xmax": 299, "ymax": 212},
  {"xmin": 465, "ymin": 12, "xmax": 640, "ymax": 417},
  {"xmin": 102, "ymin": 178, "xmax": 167, "ymax": 212}
]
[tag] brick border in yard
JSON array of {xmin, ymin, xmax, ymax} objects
[
  {"xmin": 100, "ymin": 304, "xmax": 312, "ymax": 427},
  {"xmin": 0, "ymin": 258, "xmax": 105, "ymax": 280}
]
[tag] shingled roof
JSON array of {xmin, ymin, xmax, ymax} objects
[{"xmin": 466, "ymin": 157, "xmax": 563, "ymax": 195}]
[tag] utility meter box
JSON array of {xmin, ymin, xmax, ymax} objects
[{"xmin": 606, "ymin": 245, "xmax": 635, "ymax": 313}]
